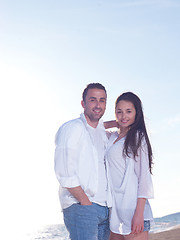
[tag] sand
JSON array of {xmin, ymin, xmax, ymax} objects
[{"xmin": 149, "ymin": 225, "xmax": 180, "ymax": 240}]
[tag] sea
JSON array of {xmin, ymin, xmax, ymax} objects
[{"xmin": 12, "ymin": 212, "xmax": 180, "ymax": 240}]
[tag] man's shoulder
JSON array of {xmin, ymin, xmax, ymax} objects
[
  {"xmin": 55, "ymin": 117, "xmax": 84, "ymax": 145},
  {"xmin": 60, "ymin": 117, "xmax": 83, "ymax": 130}
]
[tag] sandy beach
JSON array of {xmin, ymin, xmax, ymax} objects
[{"xmin": 149, "ymin": 225, "xmax": 180, "ymax": 240}]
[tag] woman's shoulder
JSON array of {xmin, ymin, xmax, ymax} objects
[{"xmin": 106, "ymin": 130, "xmax": 119, "ymax": 140}]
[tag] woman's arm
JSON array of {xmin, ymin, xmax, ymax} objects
[
  {"xmin": 135, "ymin": 140, "xmax": 154, "ymax": 199},
  {"xmin": 131, "ymin": 198, "xmax": 146, "ymax": 234},
  {"xmin": 104, "ymin": 120, "xmax": 118, "ymax": 129}
]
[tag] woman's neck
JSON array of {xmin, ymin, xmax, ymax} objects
[
  {"xmin": 119, "ymin": 127, "xmax": 128, "ymax": 138},
  {"xmin": 113, "ymin": 130, "xmax": 127, "ymax": 144}
]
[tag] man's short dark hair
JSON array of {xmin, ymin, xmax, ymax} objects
[{"xmin": 82, "ymin": 83, "xmax": 107, "ymax": 102}]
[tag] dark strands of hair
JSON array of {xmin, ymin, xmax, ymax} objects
[
  {"xmin": 82, "ymin": 83, "xmax": 107, "ymax": 103},
  {"xmin": 115, "ymin": 92, "xmax": 153, "ymax": 174}
]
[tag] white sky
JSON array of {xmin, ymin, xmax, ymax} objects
[{"xmin": 1, "ymin": 0, "xmax": 180, "ymax": 238}]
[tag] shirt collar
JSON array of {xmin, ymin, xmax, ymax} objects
[{"xmin": 80, "ymin": 113, "xmax": 104, "ymax": 130}]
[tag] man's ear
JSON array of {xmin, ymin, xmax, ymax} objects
[{"xmin": 81, "ymin": 100, "xmax": 85, "ymax": 109}]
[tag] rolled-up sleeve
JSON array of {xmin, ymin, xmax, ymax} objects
[
  {"xmin": 54, "ymin": 121, "xmax": 82, "ymax": 188},
  {"xmin": 135, "ymin": 139, "xmax": 154, "ymax": 199}
]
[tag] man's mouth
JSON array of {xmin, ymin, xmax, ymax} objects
[{"xmin": 93, "ymin": 109, "xmax": 101, "ymax": 113}]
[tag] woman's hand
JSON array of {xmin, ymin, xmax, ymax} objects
[
  {"xmin": 131, "ymin": 198, "xmax": 146, "ymax": 235},
  {"xmin": 131, "ymin": 212, "xmax": 144, "ymax": 235}
]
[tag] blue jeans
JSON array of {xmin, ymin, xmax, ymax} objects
[
  {"xmin": 143, "ymin": 220, "xmax": 150, "ymax": 232},
  {"xmin": 63, "ymin": 203, "xmax": 110, "ymax": 240}
]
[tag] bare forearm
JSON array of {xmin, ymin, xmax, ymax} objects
[
  {"xmin": 135, "ymin": 198, "xmax": 146, "ymax": 216},
  {"xmin": 67, "ymin": 186, "xmax": 92, "ymax": 205},
  {"xmin": 104, "ymin": 120, "xmax": 118, "ymax": 129},
  {"xmin": 131, "ymin": 198, "xmax": 146, "ymax": 234}
]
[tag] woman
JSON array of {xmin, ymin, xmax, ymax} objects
[{"xmin": 106, "ymin": 92, "xmax": 154, "ymax": 240}]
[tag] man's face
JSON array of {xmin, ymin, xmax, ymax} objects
[{"xmin": 81, "ymin": 88, "xmax": 107, "ymax": 128}]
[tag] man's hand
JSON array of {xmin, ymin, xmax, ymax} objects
[{"xmin": 67, "ymin": 186, "xmax": 92, "ymax": 205}]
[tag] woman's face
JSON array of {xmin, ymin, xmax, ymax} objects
[{"xmin": 115, "ymin": 100, "xmax": 136, "ymax": 131}]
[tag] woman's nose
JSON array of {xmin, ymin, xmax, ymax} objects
[{"xmin": 121, "ymin": 113, "xmax": 126, "ymax": 119}]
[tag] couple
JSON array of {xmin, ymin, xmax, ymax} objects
[{"xmin": 54, "ymin": 83, "xmax": 154, "ymax": 240}]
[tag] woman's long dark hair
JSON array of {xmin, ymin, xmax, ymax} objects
[{"xmin": 115, "ymin": 92, "xmax": 153, "ymax": 174}]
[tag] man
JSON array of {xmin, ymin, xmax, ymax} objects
[{"xmin": 54, "ymin": 83, "xmax": 112, "ymax": 240}]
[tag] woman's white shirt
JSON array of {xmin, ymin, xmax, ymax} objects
[{"xmin": 106, "ymin": 132, "xmax": 154, "ymax": 235}]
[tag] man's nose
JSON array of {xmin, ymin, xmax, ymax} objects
[{"xmin": 96, "ymin": 101, "xmax": 101, "ymax": 107}]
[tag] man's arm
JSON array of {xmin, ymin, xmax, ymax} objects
[
  {"xmin": 104, "ymin": 120, "xmax": 118, "ymax": 129},
  {"xmin": 67, "ymin": 186, "xmax": 92, "ymax": 205}
]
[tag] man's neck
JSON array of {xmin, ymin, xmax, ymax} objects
[{"xmin": 84, "ymin": 115, "xmax": 99, "ymax": 128}]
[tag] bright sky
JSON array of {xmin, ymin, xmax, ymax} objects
[{"xmin": 1, "ymin": 0, "xmax": 180, "ymax": 238}]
